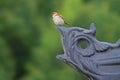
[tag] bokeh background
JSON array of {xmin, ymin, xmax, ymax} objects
[{"xmin": 0, "ymin": 0, "xmax": 120, "ymax": 80}]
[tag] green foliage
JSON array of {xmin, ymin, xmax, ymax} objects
[{"xmin": 0, "ymin": 0, "xmax": 120, "ymax": 80}]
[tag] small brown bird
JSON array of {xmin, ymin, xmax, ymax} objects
[{"xmin": 51, "ymin": 12, "xmax": 71, "ymax": 26}]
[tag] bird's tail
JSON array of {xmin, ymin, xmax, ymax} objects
[{"xmin": 64, "ymin": 21, "xmax": 72, "ymax": 26}]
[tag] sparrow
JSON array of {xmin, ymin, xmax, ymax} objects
[{"xmin": 51, "ymin": 12, "xmax": 71, "ymax": 26}]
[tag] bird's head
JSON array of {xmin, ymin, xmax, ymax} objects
[
  {"xmin": 51, "ymin": 12, "xmax": 58, "ymax": 15},
  {"xmin": 51, "ymin": 12, "xmax": 60, "ymax": 17}
]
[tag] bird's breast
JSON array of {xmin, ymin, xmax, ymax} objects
[{"xmin": 53, "ymin": 15, "xmax": 64, "ymax": 25}]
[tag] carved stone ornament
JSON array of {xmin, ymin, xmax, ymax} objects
[{"xmin": 56, "ymin": 23, "xmax": 120, "ymax": 80}]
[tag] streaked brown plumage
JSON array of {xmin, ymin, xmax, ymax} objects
[{"xmin": 51, "ymin": 12, "xmax": 71, "ymax": 26}]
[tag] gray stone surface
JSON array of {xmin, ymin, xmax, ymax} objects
[{"xmin": 56, "ymin": 23, "xmax": 120, "ymax": 80}]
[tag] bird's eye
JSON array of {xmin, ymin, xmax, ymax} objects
[{"xmin": 78, "ymin": 39, "xmax": 88, "ymax": 49}]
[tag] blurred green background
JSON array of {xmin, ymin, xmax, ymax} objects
[{"xmin": 0, "ymin": 0, "xmax": 120, "ymax": 80}]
